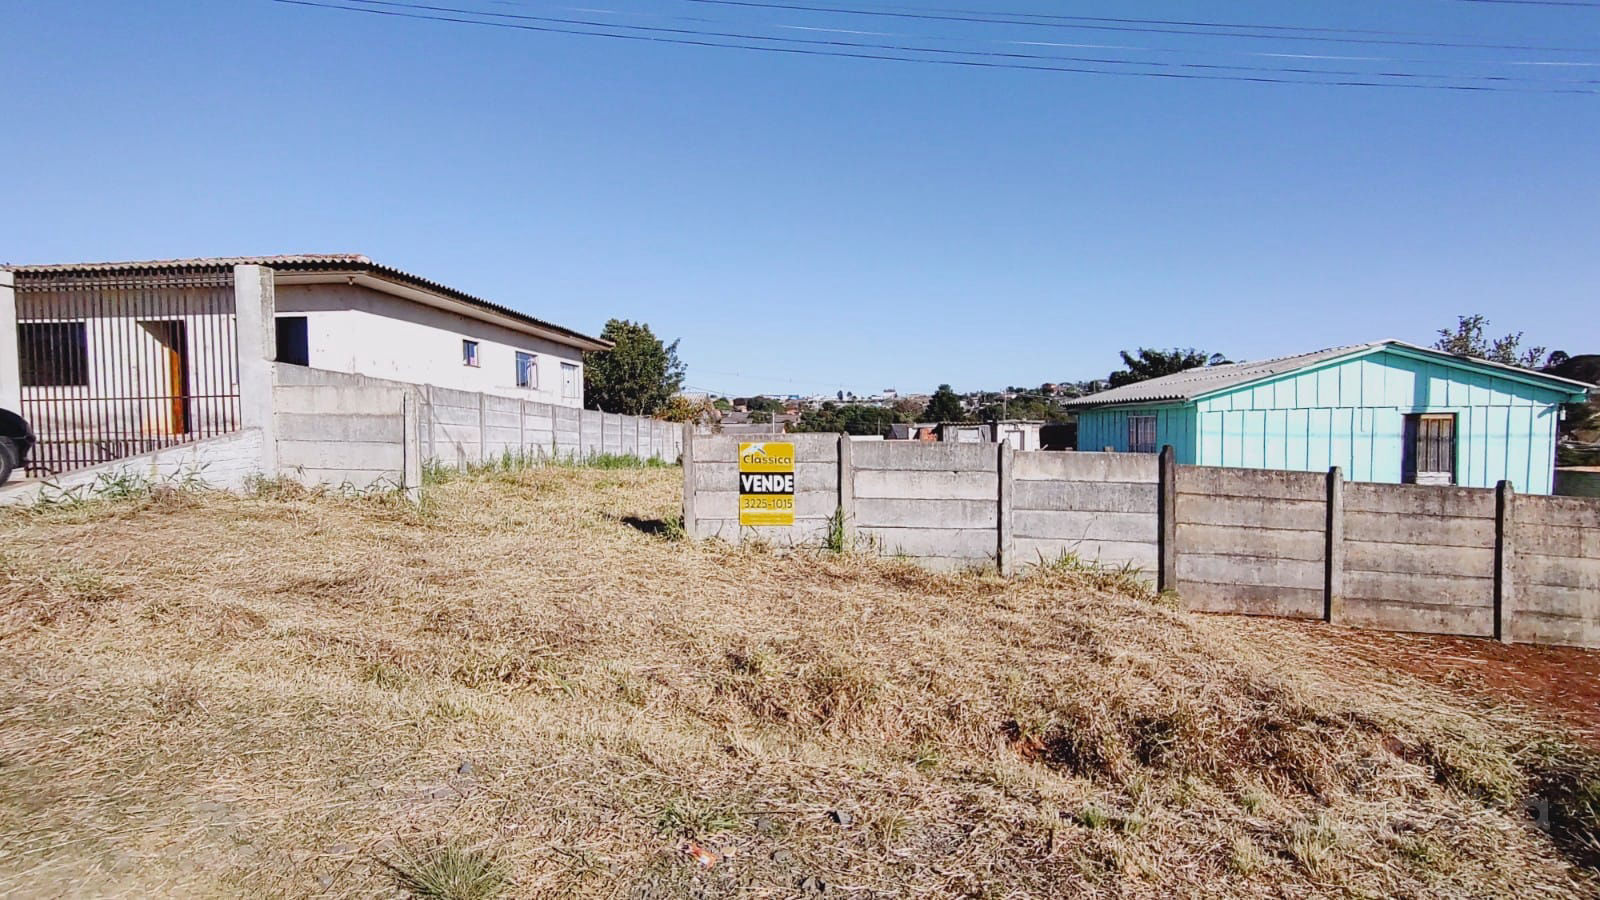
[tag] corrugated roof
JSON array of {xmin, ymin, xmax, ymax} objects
[
  {"xmin": 1060, "ymin": 340, "xmax": 1593, "ymax": 409},
  {"xmin": 2, "ymin": 254, "xmax": 611, "ymax": 350}
]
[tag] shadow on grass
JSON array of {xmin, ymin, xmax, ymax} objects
[{"xmin": 620, "ymin": 515, "xmax": 683, "ymax": 539}]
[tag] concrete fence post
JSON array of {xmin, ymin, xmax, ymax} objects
[
  {"xmin": 997, "ymin": 442, "xmax": 1015, "ymax": 576},
  {"xmin": 518, "ymin": 399, "xmax": 527, "ymax": 459},
  {"xmin": 681, "ymin": 421, "xmax": 697, "ymax": 539},
  {"xmin": 423, "ymin": 384, "xmax": 436, "ymax": 463},
  {"xmin": 477, "ymin": 392, "xmax": 488, "ymax": 463},
  {"xmin": 1325, "ymin": 466, "xmax": 1345, "ymax": 623},
  {"xmin": 1157, "ymin": 445, "xmax": 1177, "ymax": 594},
  {"xmin": 837, "ymin": 434, "xmax": 856, "ymax": 549},
  {"xmin": 0, "ymin": 271, "xmax": 19, "ymax": 414},
  {"xmin": 1495, "ymin": 480, "xmax": 1517, "ymax": 643},
  {"xmin": 402, "ymin": 391, "xmax": 422, "ymax": 502},
  {"xmin": 233, "ymin": 265, "xmax": 277, "ymax": 478}
]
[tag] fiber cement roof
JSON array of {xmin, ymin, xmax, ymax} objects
[{"xmin": 3, "ymin": 254, "xmax": 610, "ymax": 350}]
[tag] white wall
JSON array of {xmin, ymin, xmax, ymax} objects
[
  {"xmin": 275, "ymin": 283, "xmax": 587, "ymax": 407},
  {"xmin": 0, "ymin": 429, "xmax": 265, "ymax": 507}
]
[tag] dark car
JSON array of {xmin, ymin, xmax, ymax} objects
[{"xmin": 0, "ymin": 409, "xmax": 34, "ymax": 485}]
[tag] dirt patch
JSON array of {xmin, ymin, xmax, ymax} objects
[{"xmin": 1234, "ymin": 619, "xmax": 1600, "ymax": 751}]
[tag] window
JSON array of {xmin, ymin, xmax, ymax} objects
[
  {"xmin": 275, "ymin": 316, "xmax": 310, "ymax": 366},
  {"xmin": 462, "ymin": 339, "xmax": 480, "ymax": 367},
  {"xmin": 19, "ymin": 322, "xmax": 89, "ymax": 386},
  {"xmin": 561, "ymin": 362, "xmax": 579, "ymax": 400},
  {"xmin": 1404, "ymin": 413, "xmax": 1456, "ymax": 485},
  {"xmin": 515, "ymin": 351, "xmax": 538, "ymax": 389},
  {"xmin": 1126, "ymin": 414, "xmax": 1158, "ymax": 454}
]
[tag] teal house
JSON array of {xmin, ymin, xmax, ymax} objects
[{"xmin": 1063, "ymin": 340, "xmax": 1592, "ymax": 495}]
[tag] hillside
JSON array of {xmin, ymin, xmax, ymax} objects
[{"xmin": 1, "ymin": 466, "xmax": 1597, "ymax": 898}]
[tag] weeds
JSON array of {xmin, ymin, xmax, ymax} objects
[
  {"xmin": 425, "ymin": 451, "xmax": 673, "ymax": 485},
  {"xmin": 824, "ymin": 506, "xmax": 849, "ymax": 553},
  {"xmin": 28, "ymin": 464, "xmax": 212, "ymax": 510},
  {"xmin": 655, "ymin": 799, "xmax": 741, "ymax": 838},
  {"xmin": 386, "ymin": 842, "xmax": 508, "ymax": 900}
]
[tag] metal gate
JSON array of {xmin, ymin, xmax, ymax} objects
[{"xmin": 14, "ymin": 267, "xmax": 240, "ymax": 476}]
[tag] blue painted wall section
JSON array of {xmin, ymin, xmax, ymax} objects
[
  {"xmin": 1076, "ymin": 403, "xmax": 1197, "ymax": 464},
  {"xmin": 1075, "ymin": 346, "xmax": 1579, "ymax": 494}
]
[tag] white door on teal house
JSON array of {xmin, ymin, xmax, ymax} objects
[{"xmin": 1403, "ymin": 413, "xmax": 1456, "ymax": 486}]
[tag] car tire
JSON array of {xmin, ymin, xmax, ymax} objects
[{"xmin": 0, "ymin": 438, "xmax": 14, "ymax": 486}]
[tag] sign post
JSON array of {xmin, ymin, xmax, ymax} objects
[{"xmin": 738, "ymin": 442, "xmax": 795, "ymax": 527}]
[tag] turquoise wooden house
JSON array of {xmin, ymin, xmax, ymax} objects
[{"xmin": 1063, "ymin": 340, "xmax": 1592, "ymax": 495}]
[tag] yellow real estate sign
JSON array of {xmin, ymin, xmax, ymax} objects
[{"xmin": 738, "ymin": 442, "xmax": 795, "ymax": 527}]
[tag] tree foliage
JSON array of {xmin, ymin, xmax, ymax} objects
[
  {"xmin": 582, "ymin": 320, "xmax": 685, "ymax": 416},
  {"xmin": 1433, "ymin": 315, "xmax": 1549, "ymax": 368},
  {"xmin": 657, "ymin": 394, "xmax": 715, "ymax": 424},
  {"xmin": 743, "ymin": 396, "xmax": 787, "ymax": 414},
  {"xmin": 792, "ymin": 403, "xmax": 907, "ymax": 435},
  {"xmin": 922, "ymin": 384, "xmax": 966, "ymax": 422},
  {"xmin": 1107, "ymin": 348, "xmax": 1229, "ymax": 388}
]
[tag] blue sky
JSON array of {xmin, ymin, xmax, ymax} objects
[{"xmin": 3, "ymin": 1, "xmax": 1596, "ymax": 398}]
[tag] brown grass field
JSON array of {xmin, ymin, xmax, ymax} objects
[{"xmin": 1, "ymin": 463, "xmax": 1597, "ymax": 898}]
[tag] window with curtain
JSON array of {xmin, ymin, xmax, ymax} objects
[{"xmin": 1127, "ymin": 414, "xmax": 1158, "ymax": 454}]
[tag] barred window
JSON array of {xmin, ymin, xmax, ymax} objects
[{"xmin": 20, "ymin": 322, "xmax": 89, "ymax": 387}]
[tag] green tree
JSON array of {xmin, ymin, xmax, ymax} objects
[
  {"xmin": 1434, "ymin": 315, "xmax": 1548, "ymax": 368},
  {"xmin": 793, "ymin": 403, "xmax": 907, "ymax": 436},
  {"xmin": 922, "ymin": 384, "xmax": 966, "ymax": 422},
  {"xmin": 583, "ymin": 319, "xmax": 685, "ymax": 415},
  {"xmin": 1107, "ymin": 348, "xmax": 1228, "ymax": 388},
  {"xmin": 745, "ymin": 396, "xmax": 786, "ymax": 414}
]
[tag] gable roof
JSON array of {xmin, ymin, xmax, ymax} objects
[
  {"xmin": 3, "ymin": 254, "xmax": 611, "ymax": 351},
  {"xmin": 1060, "ymin": 340, "xmax": 1593, "ymax": 410}
]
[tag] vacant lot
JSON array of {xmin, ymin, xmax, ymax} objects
[{"xmin": 1, "ymin": 465, "xmax": 1597, "ymax": 898}]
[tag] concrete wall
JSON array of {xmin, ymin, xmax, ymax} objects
[
  {"xmin": 854, "ymin": 441, "xmax": 998, "ymax": 571},
  {"xmin": 273, "ymin": 364, "xmax": 416, "ymax": 491},
  {"xmin": 688, "ymin": 433, "xmax": 841, "ymax": 546},
  {"xmin": 1515, "ymin": 495, "xmax": 1600, "ymax": 648},
  {"xmin": 682, "ymin": 439, "xmax": 1600, "ymax": 649},
  {"xmin": 1176, "ymin": 466, "xmax": 1327, "ymax": 619},
  {"xmin": 1340, "ymin": 482, "xmax": 1497, "ymax": 636},
  {"xmin": 1011, "ymin": 451, "xmax": 1158, "ymax": 575},
  {"xmin": 418, "ymin": 381, "xmax": 681, "ymax": 471},
  {"xmin": 275, "ymin": 283, "xmax": 587, "ymax": 407},
  {"xmin": 0, "ymin": 429, "xmax": 265, "ymax": 507},
  {"xmin": 275, "ymin": 365, "xmax": 680, "ymax": 492}
]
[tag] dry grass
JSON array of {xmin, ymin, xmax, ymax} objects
[{"xmin": 0, "ymin": 465, "xmax": 1596, "ymax": 898}]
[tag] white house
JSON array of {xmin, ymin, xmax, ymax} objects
[
  {"xmin": 0, "ymin": 254, "xmax": 610, "ymax": 475},
  {"xmin": 268, "ymin": 255, "xmax": 608, "ymax": 405}
]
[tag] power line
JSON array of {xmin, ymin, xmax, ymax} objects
[
  {"xmin": 273, "ymin": 0, "xmax": 1600, "ymax": 92},
  {"xmin": 685, "ymin": 0, "xmax": 1600, "ymax": 53},
  {"xmin": 1452, "ymin": 0, "xmax": 1600, "ymax": 7},
  {"xmin": 331, "ymin": 0, "xmax": 1600, "ymax": 83},
  {"xmin": 422, "ymin": 0, "xmax": 1600, "ymax": 70}
]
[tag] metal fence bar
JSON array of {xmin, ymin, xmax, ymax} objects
[{"xmin": 13, "ymin": 268, "xmax": 240, "ymax": 476}]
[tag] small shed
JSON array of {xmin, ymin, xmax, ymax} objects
[{"xmin": 1061, "ymin": 340, "xmax": 1592, "ymax": 495}]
